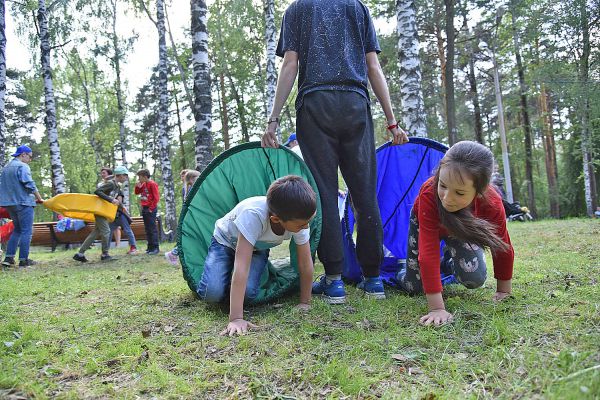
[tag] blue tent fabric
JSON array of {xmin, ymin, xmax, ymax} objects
[{"xmin": 341, "ymin": 137, "xmax": 455, "ymax": 286}]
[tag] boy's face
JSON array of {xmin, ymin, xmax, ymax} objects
[
  {"xmin": 100, "ymin": 170, "xmax": 110, "ymax": 179},
  {"xmin": 273, "ymin": 212, "xmax": 316, "ymax": 233},
  {"xmin": 115, "ymin": 174, "xmax": 128, "ymax": 183}
]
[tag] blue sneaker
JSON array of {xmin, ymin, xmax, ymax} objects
[
  {"xmin": 357, "ymin": 276, "xmax": 386, "ymax": 300},
  {"xmin": 312, "ymin": 276, "xmax": 346, "ymax": 304}
]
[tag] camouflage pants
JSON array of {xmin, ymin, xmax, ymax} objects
[{"xmin": 397, "ymin": 210, "xmax": 487, "ymax": 294}]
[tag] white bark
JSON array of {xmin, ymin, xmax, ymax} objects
[
  {"xmin": 111, "ymin": 0, "xmax": 130, "ymax": 211},
  {"xmin": 264, "ymin": 0, "xmax": 280, "ymax": 142},
  {"xmin": 157, "ymin": 0, "xmax": 177, "ymax": 234},
  {"xmin": 191, "ymin": 0, "xmax": 213, "ymax": 171},
  {"xmin": 38, "ymin": 0, "xmax": 66, "ymax": 194},
  {"xmin": 396, "ymin": 0, "xmax": 427, "ymax": 137},
  {"xmin": 0, "ymin": 0, "xmax": 6, "ymax": 167}
]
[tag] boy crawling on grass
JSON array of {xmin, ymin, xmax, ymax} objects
[{"xmin": 197, "ymin": 175, "xmax": 317, "ymax": 336}]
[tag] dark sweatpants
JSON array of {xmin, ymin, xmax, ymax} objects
[{"xmin": 297, "ymin": 90, "xmax": 382, "ymax": 277}]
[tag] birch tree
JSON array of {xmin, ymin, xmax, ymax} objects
[
  {"xmin": 264, "ymin": 0, "xmax": 280, "ymax": 142},
  {"xmin": 0, "ymin": 0, "xmax": 6, "ymax": 166},
  {"xmin": 38, "ymin": 0, "xmax": 66, "ymax": 194},
  {"xmin": 191, "ymin": 0, "xmax": 213, "ymax": 171},
  {"xmin": 396, "ymin": 0, "xmax": 427, "ymax": 137},
  {"xmin": 444, "ymin": 0, "xmax": 458, "ymax": 145},
  {"xmin": 157, "ymin": 0, "xmax": 177, "ymax": 235}
]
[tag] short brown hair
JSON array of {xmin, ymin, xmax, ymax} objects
[
  {"xmin": 267, "ymin": 175, "xmax": 316, "ymax": 221},
  {"xmin": 101, "ymin": 167, "xmax": 113, "ymax": 175},
  {"xmin": 137, "ymin": 169, "xmax": 151, "ymax": 178}
]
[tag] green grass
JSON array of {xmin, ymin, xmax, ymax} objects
[{"xmin": 1, "ymin": 219, "xmax": 599, "ymax": 399}]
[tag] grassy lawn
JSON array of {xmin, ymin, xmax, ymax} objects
[{"xmin": 1, "ymin": 219, "xmax": 599, "ymax": 399}]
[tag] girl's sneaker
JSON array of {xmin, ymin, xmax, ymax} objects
[
  {"xmin": 164, "ymin": 250, "xmax": 179, "ymax": 266},
  {"xmin": 127, "ymin": 246, "xmax": 138, "ymax": 255}
]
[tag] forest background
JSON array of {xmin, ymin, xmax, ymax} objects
[{"xmin": 0, "ymin": 0, "xmax": 598, "ymax": 235}]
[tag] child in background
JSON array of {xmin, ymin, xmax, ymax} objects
[
  {"xmin": 109, "ymin": 166, "xmax": 138, "ymax": 255},
  {"xmin": 73, "ymin": 167, "xmax": 129, "ymax": 262},
  {"xmin": 396, "ymin": 141, "xmax": 514, "ymax": 326},
  {"xmin": 197, "ymin": 175, "xmax": 316, "ymax": 336},
  {"xmin": 165, "ymin": 170, "xmax": 200, "ymax": 265},
  {"xmin": 179, "ymin": 169, "xmax": 190, "ymax": 199},
  {"xmin": 135, "ymin": 169, "xmax": 160, "ymax": 255}
]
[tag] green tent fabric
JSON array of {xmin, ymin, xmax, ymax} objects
[{"xmin": 178, "ymin": 142, "xmax": 322, "ymax": 304}]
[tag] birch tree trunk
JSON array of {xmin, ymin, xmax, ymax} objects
[
  {"xmin": 434, "ymin": 0, "xmax": 447, "ymax": 123},
  {"xmin": 264, "ymin": 0, "xmax": 281, "ymax": 142},
  {"xmin": 111, "ymin": 0, "xmax": 130, "ymax": 211},
  {"xmin": 578, "ymin": 0, "xmax": 597, "ymax": 216},
  {"xmin": 0, "ymin": 0, "xmax": 6, "ymax": 167},
  {"xmin": 443, "ymin": 0, "xmax": 458, "ymax": 145},
  {"xmin": 395, "ymin": 0, "xmax": 427, "ymax": 137},
  {"xmin": 38, "ymin": 0, "xmax": 66, "ymax": 194},
  {"xmin": 191, "ymin": 0, "xmax": 213, "ymax": 171},
  {"xmin": 510, "ymin": 1, "xmax": 536, "ymax": 216},
  {"xmin": 157, "ymin": 0, "xmax": 177, "ymax": 235}
]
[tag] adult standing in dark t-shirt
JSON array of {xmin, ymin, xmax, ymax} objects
[{"xmin": 261, "ymin": 0, "xmax": 409, "ymax": 304}]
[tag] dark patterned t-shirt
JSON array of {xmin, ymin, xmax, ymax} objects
[{"xmin": 276, "ymin": 0, "xmax": 380, "ymax": 110}]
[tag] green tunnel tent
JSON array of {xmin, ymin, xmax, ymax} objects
[{"xmin": 178, "ymin": 142, "xmax": 322, "ymax": 304}]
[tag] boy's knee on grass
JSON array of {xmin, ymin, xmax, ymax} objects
[{"xmin": 197, "ymin": 285, "xmax": 226, "ymax": 303}]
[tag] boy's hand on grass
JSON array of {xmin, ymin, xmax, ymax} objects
[
  {"xmin": 492, "ymin": 291, "xmax": 511, "ymax": 302},
  {"xmin": 295, "ymin": 303, "xmax": 311, "ymax": 312},
  {"xmin": 419, "ymin": 309, "xmax": 453, "ymax": 326},
  {"xmin": 220, "ymin": 319, "xmax": 257, "ymax": 336}
]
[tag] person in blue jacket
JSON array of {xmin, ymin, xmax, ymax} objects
[{"xmin": 0, "ymin": 145, "xmax": 44, "ymax": 267}]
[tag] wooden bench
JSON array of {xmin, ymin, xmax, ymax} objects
[{"xmin": 30, "ymin": 216, "xmax": 165, "ymax": 251}]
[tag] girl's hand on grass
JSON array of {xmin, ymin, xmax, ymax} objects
[
  {"xmin": 492, "ymin": 291, "xmax": 511, "ymax": 302},
  {"xmin": 295, "ymin": 303, "xmax": 311, "ymax": 312},
  {"xmin": 494, "ymin": 279, "xmax": 512, "ymax": 302},
  {"xmin": 419, "ymin": 309, "xmax": 453, "ymax": 326},
  {"xmin": 220, "ymin": 319, "xmax": 256, "ymax": 336}
]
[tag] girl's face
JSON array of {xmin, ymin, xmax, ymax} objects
[{"xmin": 437, "ymin": 165, "xmax": 477, "ymax": 212}]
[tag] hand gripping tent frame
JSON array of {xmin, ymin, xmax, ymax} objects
[
  {"xmin": 178, "ymin": 142, "xmax": 322, "ymax": 305},
  {"xmin": 341, "ymin": 137, "xmax": 453, "ymax": 286}
]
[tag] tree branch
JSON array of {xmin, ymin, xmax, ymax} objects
[
  {"xmin": 51, "ymin": 39, "xmax": 73, "ymax": 50},
  {"xmin": 138, "ymin": 0, "xmax": 157, "ymax": 27}
]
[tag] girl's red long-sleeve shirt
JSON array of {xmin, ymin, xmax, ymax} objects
[
  {"xmin": 134, "ymin": 180, "xmax": 160, "ymax": 212},
  {"xmin": 414, "ymin": 178, "xmax": 514, "ymax": 294}
]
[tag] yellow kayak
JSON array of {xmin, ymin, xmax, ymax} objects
[{"xmin": 43, "ymin": 193, "xmax": 118, "ymax": 222}]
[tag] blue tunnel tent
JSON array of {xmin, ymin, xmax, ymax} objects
[
  {"xmin": 342, "ymin": 137, "xmax": 454, "ymax": 286},
  {"xmin": 178, "ymin": 142, "xmax": 322, "ymax": 305}
]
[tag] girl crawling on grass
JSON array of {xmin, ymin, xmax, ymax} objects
[{"xmin": 396, "ymin": 141, "xmax": 515, "ymax": 326}]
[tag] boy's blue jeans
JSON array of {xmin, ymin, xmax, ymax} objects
[
  {"xmin": 5, "ymin": 205, "xmax": 34, "ymax": 260},
  {"xmin": 197, "ymin": 237, "xmax": 269, "ymax": 303}
]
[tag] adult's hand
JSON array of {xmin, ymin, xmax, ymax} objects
[
  {"xmin": 389, "ymin": 125, "xmax": 410, "ymax": 146},
  {"xmin": 261, "ymin": 122, "xmax": 279, "ymax": 148}
]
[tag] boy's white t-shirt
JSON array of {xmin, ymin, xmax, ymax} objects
[{"xmin": 213, "ymin": 196, "xmax": 310, "ymax": 251}]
